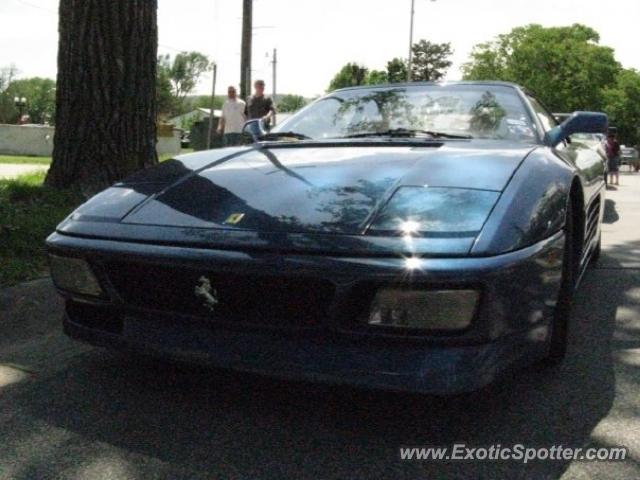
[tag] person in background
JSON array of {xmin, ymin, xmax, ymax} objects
[
  {"xmin": 605, "ymin": 129, "xmax": 621, "ymax": 186},
  {"xmin": 217, "ymin": 85, "xmax": 246, "ymax": 147},
  {"xmin": 245, "ymin": 79, "xmax": 276, "ymax": 129}
]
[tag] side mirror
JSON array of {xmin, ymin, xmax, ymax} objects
[
  {"xmin": 544, "ymin": 111, "xmax": 608, "ymax": 148},
  {"xmin": 242, "ymin": 118, "xmax": 267, "ymax": 143}
]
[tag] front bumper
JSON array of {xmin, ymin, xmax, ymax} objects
[
  {"xmin": 49, "ymin": 231, "xmax": 565, "ymax": 394},
  {"xmin": 64, "ymin": 309, "xmax": 532, "ymax": 394}
]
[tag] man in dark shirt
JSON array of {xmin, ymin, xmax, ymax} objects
[{"xmin": 245, "ymin": 79, "xmax": 276, "ymax": 128}]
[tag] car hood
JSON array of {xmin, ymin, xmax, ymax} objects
[{"xmin": 117, "ymin": 142, "xmax": 533, "ymax": 235}]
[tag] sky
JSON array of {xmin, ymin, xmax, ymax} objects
[{"xmin": 1, "ymin": 0, "xmax": 639, "ymax": 98}]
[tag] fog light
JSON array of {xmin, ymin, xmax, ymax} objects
[
  {"xmin": 49, "ymin": 255, "xmax": 104, "ymax": 297},
  {"xmin": 367, "ymin": 288, "xmax": 479, "ymax": 331}
]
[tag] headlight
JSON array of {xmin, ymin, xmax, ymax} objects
[
  {"xmin": 368, "ymin": 187, "xmax": 499, "ymax": 236},
  {"xmin": 366, "ymin": 288, "xmax": 480, "ymax": 331},
  {"xmin": 49, "ymin": 255, "xmax": 104, "ymax": 297}
]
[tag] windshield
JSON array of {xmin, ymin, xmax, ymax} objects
[{"xmin": 272, "ymin": 84, "xmax": 537, "ymax": 142}]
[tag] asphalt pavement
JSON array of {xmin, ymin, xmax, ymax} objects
[{"xmin": 1, "ymin": 174, "xmax": 639, "ymax": 479}]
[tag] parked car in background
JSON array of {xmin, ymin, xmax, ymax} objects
[
  {"xmin": 620, "ymin": 145, "xmax": 639, "ymax": 171},
  {"xmin": 48, "ymin": 82, "xmax": 608, "ymax": 394}
]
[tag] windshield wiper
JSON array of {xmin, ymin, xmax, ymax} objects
[
  {"xmin": 261, "ymin": 131, "xmax": 311, "ymax": 141},
  {"xmin": 341, "ymin": 128, "xmax": 472, "ymax": 140}
]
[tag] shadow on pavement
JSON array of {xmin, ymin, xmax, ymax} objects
[
  {"xmin": 604, "ymin": 199, "xmax": 619, "ymax": 224},
  {"xmin": 3, "ymin": 247, "xmax": 640, "ymax": 479}
]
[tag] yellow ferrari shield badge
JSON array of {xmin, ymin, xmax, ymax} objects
[{"xmin": 224, "ymin": 213, "xmax": 245, "ymax": 225}]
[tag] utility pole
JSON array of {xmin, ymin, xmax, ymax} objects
[
  {"xmin": 407, "ymin": 0, "xmax": 415, "ymax": 82},
  {"xmin": 240, "ymin": 0, "xmax": 253, "ymax": 100},
  {"xmin": 407, "ymin": 0, "xmax": 437, "ymax": 82},
  {"xmin": 271, "ymin": 48, "xmax": 277, "ymax": 126},
  {"xmin": 206, "ymin": 63, "xmax": 218, "ymax": 149}
]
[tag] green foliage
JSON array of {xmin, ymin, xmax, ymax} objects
[
  {"xmin": 0, "ymin": 171, "xmax": 81, "ymax": 286},
  {"xmin": 461, "ymin": 24, "xmax": 620, "ymax": 113},
  {"xmin": 328, "ymin": 59, "xmax": 407, "ymax": 90},
  {"xmin": 328, "ymin": 63, "xmax": 369, "ymax": 91},
  {"xmin": 603, "ymin": 69, "xmax": 640, "ymax": 145},
  {"xmin": 0, "ymin": 156, "xmax": 51, "ymax": 165},
  {"xmin": 410, "ymin": 40, "xmax": 453, "ymax": 81},
  {"xmin": 0, "ymin": 66, "xmax": 56, "ymax": 125},
  {"xmin": 327, "ymin": 44, "xmax": 451, "ymax": 90},
  {"xmin": 2, "ymin": 77, "xmax": 57, "ymax": 124},
  {"xmin": 277, "ymin": 94, "xmax": 307, "ymax": 112},
  {"xmin": 386, "ymin": 58, "xmax": 408, "ymax": 83},
  {"xmin": 156, "ymin": 57, "xmax": 177, "ymax": 118},
  {"xmin": 157, "ymin": 51, "xmax": 212, "ymax": 117},
  {"xmin": 365, "ymin": 70, "xmax": 388, "ymax": 86},
  {"xmin": 169, "ymin": 52, "xmax": 212, "ymax": 99}
]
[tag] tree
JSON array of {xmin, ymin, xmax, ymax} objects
[
  {"xmin": 3, "ymin": 77, "xmax": 56, "ymax": 124},
  {"xmin": 161, "ymin": 51, "xmax": 211, "ymax": 102},
  {"xmin": 46, "ymin": 0, "xmax": 158, "ymax": 193},
  {"xmin": 365, "ymin": 70, "xmax": 388, "ymax": 85},
  {"xmin": 157, "ymin": 51, "xmax": 211, "ymax": 118},
  {"xmin": 386, "ymin": 58, "xmax": 408, "ymax": 84},
  {"xmin": 328, "ymin": 63, "xmax": 369, "ymax": 91},
  {"xmin": 277, "ymin": 94, "xmax": 307, "ymax": 112},
  {"xmin": 460, "ymin": 41, "xmax": 505, "ymax": 81},
  {"xmin": 410, "ymin": 40, "xmax": 453, "ymax": 81},
  {"xmin": 156, "ymin": 57, "xmax": 177, "ymax": 119},
  {"xmin": 603, "ymin": 69, "xmax": 640, "ymax": 145},
  {"xmin": 461, "ymin": 24, "xmax": 620, "ymax": 113}
]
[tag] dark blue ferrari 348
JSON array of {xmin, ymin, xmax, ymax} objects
[{"xmin": 47, "ymin": 82, "xmax": 608, "ymax": 394}]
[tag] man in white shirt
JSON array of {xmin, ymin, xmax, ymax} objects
[{"xmin": 217, "ymin": 85, "xmax": 246, "ymax": 147}]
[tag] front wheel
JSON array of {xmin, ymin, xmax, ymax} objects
[{"xmin": 543, "ymin": 201, "xmax": 577, "ymax": 366}]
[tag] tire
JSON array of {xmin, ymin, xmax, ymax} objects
[{"xmin": 543, "ymin": 200, "xmax": 577, "ymax": 366}]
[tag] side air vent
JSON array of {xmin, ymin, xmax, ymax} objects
[{"xmin": 585, "ymin": 195, "xmax": 601, "ymax": 247}]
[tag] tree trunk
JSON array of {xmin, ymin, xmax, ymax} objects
[{"xmin": 45, "ymin": 0, "xmax": 158, "ymax": 194}]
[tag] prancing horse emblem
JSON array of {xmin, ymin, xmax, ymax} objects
[{"xmin": 194, "ymin": 276, "xmax": 219, "ymax": 312}]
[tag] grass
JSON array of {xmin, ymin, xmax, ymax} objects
[
  {"xmin": 0, "ymin": 155, "xmax": 52, "ymax": 165},
  {"xmin": 0, "ymin": 151, "xmax": 193, "ymax": 166},
  {"xmin": 0, "ymin": 171, "xmax": 82, "ymax": 286},
  {"xmin": 159, "ymin": 153, "xmax": 175, "ymax": 162}
]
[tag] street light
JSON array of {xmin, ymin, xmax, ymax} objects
[
  {"xmin": 407, "ymin": 0, "xmax": 436, "ymax": 82},
  {"xmin": 14, "ymin": 96, "xmax": 27, "ymax": 124},
  {"xmin": 265, "ymin": 48, "xmax": 277, "ymax": 125}
]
